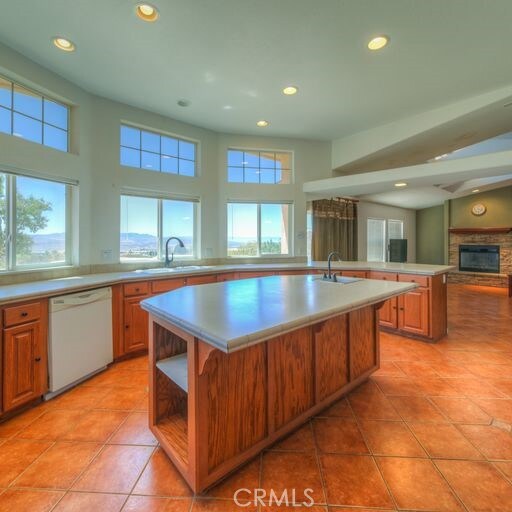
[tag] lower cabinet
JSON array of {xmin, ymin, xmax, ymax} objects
[
  {"xmin": 378, "ymin": 296, "xmax": 398, "ymax": 329},
  {"xmin": 123, "ymin": 295, "xmax": 150, "ymax": 354},
  {"xmin": 370, "ymin": 271, "xmax": 435, "ymax": 340},
  {"xmin": 398, "ymin": 288, "xmax": 430, "ymax": 337},
  {"xmin": 2, "ymin": 300, "xmax": 48, "ymax": 413}
]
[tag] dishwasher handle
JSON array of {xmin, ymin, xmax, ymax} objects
[{"xmin": 50, "ymin": 287, "xmax": 112, "ymax": 312}]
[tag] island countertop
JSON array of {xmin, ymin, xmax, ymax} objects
[{"xmin": 141, "ymin": 274, "xmax": 417, "ymax": 352}]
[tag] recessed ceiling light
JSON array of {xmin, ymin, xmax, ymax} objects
[
  {"xmin": 368, "ymin": 35, "xmax": 389, "ymax": 51},
  {"xmin": 136, "ymin": 3, "xmax": 159, "ymax": 22},
  {"xmin": 177, "ymin": 99, "xmax": 191, "ymax": 107},
  {"xmin": 53, "ymin": 37, "xmax": 75, "ymax": 52},
  {"xmin": 282, "ymin": 86, "xmax": 298, "ymax": 96},
  {"xmin": 472, "ymin": 189, "xmax": 480, "ymax": 193},
  {"xmin": 256, "ymin": 120, "xmax": 269, "ymax": 127},
  {"xmin": 394, "ymin": 182, "xmax": 407, "ymax": 188}
]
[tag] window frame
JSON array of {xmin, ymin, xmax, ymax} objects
[
  {"xmin": 0, "ymin": 75, "xmax": 70, "ymax": 152},
  {"xmin": 119, "ymin": 123, "xmax": 198, "ymax": 177},
  {"xmin": 226, "ymin": 147, "xmax": 294, "ymax": 185},
  {"xmin": 0, "ymin": 171, "xmax": 74, "ymax": 273},
  {"xmin": 119, "ymin": 191, "xmax": 199, "ymax": 262},
  {"xmin": 226, "ymin": 200, "xmax": 293, "ymax": 258}
]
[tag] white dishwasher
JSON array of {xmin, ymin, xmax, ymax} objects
[{"xmin": 47, "ymin": 287, "xmax": 113, "ymax": 399}]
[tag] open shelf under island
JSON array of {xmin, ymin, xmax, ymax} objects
[{"xmin": 141, "ymin": 274, "xmax": 417, "ymax": 493}]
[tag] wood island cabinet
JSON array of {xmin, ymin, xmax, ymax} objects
[{"xmin": 1, "ymin": 299, "xmax": 48, "ymax": 413}]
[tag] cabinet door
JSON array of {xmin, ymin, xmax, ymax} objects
[
  {"xmin": 124, "ymin": 297, "xmax": 149, "ymax": 353},
  {"xmin": 378, "ymin": 297, "xmax": 398, "ymax": 329},
  {"xmin": 398, "ymin": 289, "xmax": 430, "ymax": 336},
  {"xmin": 3, "ymin": 322, "xmax": 47, "ymax": 411}
]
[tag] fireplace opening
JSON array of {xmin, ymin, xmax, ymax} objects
[{"xmin": 459, "ymin": 245, "xmax": 500, "ymax": 273}]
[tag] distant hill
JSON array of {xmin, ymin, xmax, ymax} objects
[{"xmin": 30, "ymin": 233, "xmax": 65, "ymax": 253}]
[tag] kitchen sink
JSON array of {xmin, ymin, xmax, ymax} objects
[
  {"xmin": 138, "ymin": 266, "xmax": 214, "ymax": 274},
  {"xmin": 314, "ymin": 276, "xmax": 362, "ymax": 284}
]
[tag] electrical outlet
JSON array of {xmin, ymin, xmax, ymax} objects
[{"xmin": 101, "ymin": 249, "xmax": 113, "ymax": 262}]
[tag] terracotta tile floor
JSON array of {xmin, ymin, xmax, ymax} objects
[{"xmin": 0, "ymin": 283, "xmax": 511, "ymax": 511}]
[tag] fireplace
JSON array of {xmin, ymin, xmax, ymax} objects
[{"xmin": 459, "ymin": 245, "xmax": 500, "ymax": 273}]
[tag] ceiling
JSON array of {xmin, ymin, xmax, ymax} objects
[{"xmin": 0, "ymin": 0, "xmax": 512, "ymax": 140}]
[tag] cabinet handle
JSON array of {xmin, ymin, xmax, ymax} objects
[
  {"xmin": 20, "ymin": 311, "xmax": 28, "ymax": 317},
  {"xmin": 135, "ymin": 288, "xmax": 140, "ymax": 292},
  {"xmin": 125, "ymin": 325, "xmax": 130, "ymax": 329},
  {"xmin": 399, "ymin": 307, "xmax": 404, "ymax": 311},
  {"xmin": 35, "ymin": 357, "xmax": 41, "ymax": 362}
]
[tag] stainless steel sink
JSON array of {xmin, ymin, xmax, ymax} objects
[
  {"xmin": 314, "ymin": 276, "xmax": 363, "ymax": 284},
  {"xmin": 137, "ymin": 266, "xmax": 214, "ymax": 274}
]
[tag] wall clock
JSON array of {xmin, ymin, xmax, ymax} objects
[{"xmin": 471, "ymin": 203, "xmax": 486, "ymax": 216}]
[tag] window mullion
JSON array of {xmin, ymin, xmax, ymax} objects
[
  {"xmin": 157, "ymin": 199, "xmax": 163, "ymax": 260},
  {"xmin": 257, "ymin": 203, "xmax": 261, "ymax": 257},
  {"xmin": 7, "ymin": 175, "xmax": 16, "ymax": 270}
]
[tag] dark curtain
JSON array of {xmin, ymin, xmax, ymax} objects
[{"xmin": 311, "ymin": 198, "xmax": 357, "ymax": 261}]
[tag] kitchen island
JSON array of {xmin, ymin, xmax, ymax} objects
[{"xmin": 141, "ymin": 274, "xmax": 416, "ymax": 493}]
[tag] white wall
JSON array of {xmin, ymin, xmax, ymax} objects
[
  {"xmin": 0, "ymin": 42, "xmax": 332, "ymax": 270},
  {"xmin": 357, "ymin": 201, "xmax": 416, "ymax": 263}
]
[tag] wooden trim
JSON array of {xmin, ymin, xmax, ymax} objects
[{"xmin": 449, "ymin": 227, "xmax": 512, "ymax": 234}]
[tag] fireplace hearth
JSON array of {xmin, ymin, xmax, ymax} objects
[{"xmin": 459, "ymin": 245, "xmax": 500, "ymax": 273}]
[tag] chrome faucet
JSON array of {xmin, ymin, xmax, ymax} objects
[
  {"xmin": 164, "ymin": 237, "xmax": 185, "ymax": 267},
  {"xmin": 324, "ymin": 251, "xmax": 342, "ymax": 281}
]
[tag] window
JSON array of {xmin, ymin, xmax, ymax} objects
[
  {"xmin": 227, "ymin": 202, "xmax": 292, "ymax": 257},
  {"xmin": 120, "ymin": 125, "xmax": 197, "ymax": 176},
  {"xmin": 367, "ymin": 218, "xmax": 386, "ymax": 262},
  {"xmin": 120, "ymin": 194, "xmax": 197, "ymax": 261},
  {"xmin": 388, "ymin": 219, "xmax": 404, "ymax": 242},
  {"xmin": 0, "ymin": 173, "xmax": 73, "ymax": 271},
  {"xmin": 227, "ymin": 149, "xmax": 292, "ymax": 184},
  {"xmin": 0, "ymin": 76, "xmax": 69, "ymax": 152},
  {"xmin": 367, "ymin": 218, "xmax": 405, "ymax": 262}
]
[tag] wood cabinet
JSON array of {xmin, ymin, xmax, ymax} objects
[
  {"xmin": 398, "ymin": 288, "xmax": 430, "ymax": 336},
  {"xmin": 123, "ymin": 295, "xmax": 150, "ymax": 354},
  {"xmin": 378, "ymin": 296, "xmax": 398, "ymax": 329},
  {"xmin": 2, "ymin": 300, "xmax": 48, "ymax": 413},
  {"xmin": 341, "ymin": 270, "xmax": 367, "ymax": 278},
  {"xmin": 370, "ymin": 271, "xmax": 445, "ymax": 341}
]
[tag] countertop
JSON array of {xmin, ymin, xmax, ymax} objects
[
  {"xmin": 0, "ymin": 261, "xmax": 453, "ymax": 304},
  {"xmin": 141, "ymin": 275, "xmax": 417, "ymax": 353}
]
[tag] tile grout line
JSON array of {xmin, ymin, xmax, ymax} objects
[
  {"xmin": 346, "ymin": 394, "xmax": 399, "ymax": 512},
  {"xmin": 309, "ymin": 418, "xmax": 329, "ymax": 508}
]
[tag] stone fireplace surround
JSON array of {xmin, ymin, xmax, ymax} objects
[{"xmin": 448, "ymin": 228, "xmax": 512, "ymax": 287}]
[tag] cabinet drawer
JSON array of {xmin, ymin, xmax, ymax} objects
[
  {"xmin": 3, "ymin": 302, "xmax": 41, "ymax": 327},
  {"xmin": 370, "ymin": 271, "xmax": 398, "ymax": 281},
  {"xmin": 187, "ymin": 274, "xmax": 217, "ymax": 286},
  {"xmin": 124, "ymin": 282, "xmax": 150, "ymax": 297},
  {"xmin": 238, "ymin": 271, "xmax": 275, "ymax": 279},
  {"xmin": 217, "ymin": 272, "xmax": 238, "ymax": 282},
  {"xmin": 151, "ymin": 278, "xmax": 186, "ymax": 294},
  {"xmin": 342, "ymin": 271, "xmax": 367, "ymax": 278},
  {"xmin": 398, "ymin": 274, "xmax": 430, "ymax": 288}
]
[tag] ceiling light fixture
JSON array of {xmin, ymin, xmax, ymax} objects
[
  {"xmin": 177, "ymin": 99, "xmax": 191, "ymax": 107},
  {"xmin": 394, "ymin": 182, "xmax": 407, "ymax": 188},
  {"xmin": 472, "ymin": 189, "xmax": 480, "ymax": 193},
  {"xmin": 136, "ymin": 3, "xmax": 159, "ymax": 22},
  {"xmin": 282, "ymin": 86, "xmax": 298, "ymax": 95},
  {"xmin": 256, "ymin": 120, "xmax": 269, "ymax": 127},
  {"xmin": 368, "ymin": 35, "xmax": 389, "ymax": 51},
  {"xmin": 53, "ymin": 37, "xmax": 76, "ymax": 52}
]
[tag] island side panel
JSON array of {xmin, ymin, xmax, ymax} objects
[
  {"xmin": 196, "ymin": 342, "xmax": 268, "ymax": 473},
  {"xmin": 314, "ymin": 315, "xmax": 349, "ymax": 402},
  {"xmin": 348, "ymin": 306, "xmax": 379, "ymax": 380},
  {"xmin": 267, "ymin": 327, "xmax": 315, "ymax": 432}
]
